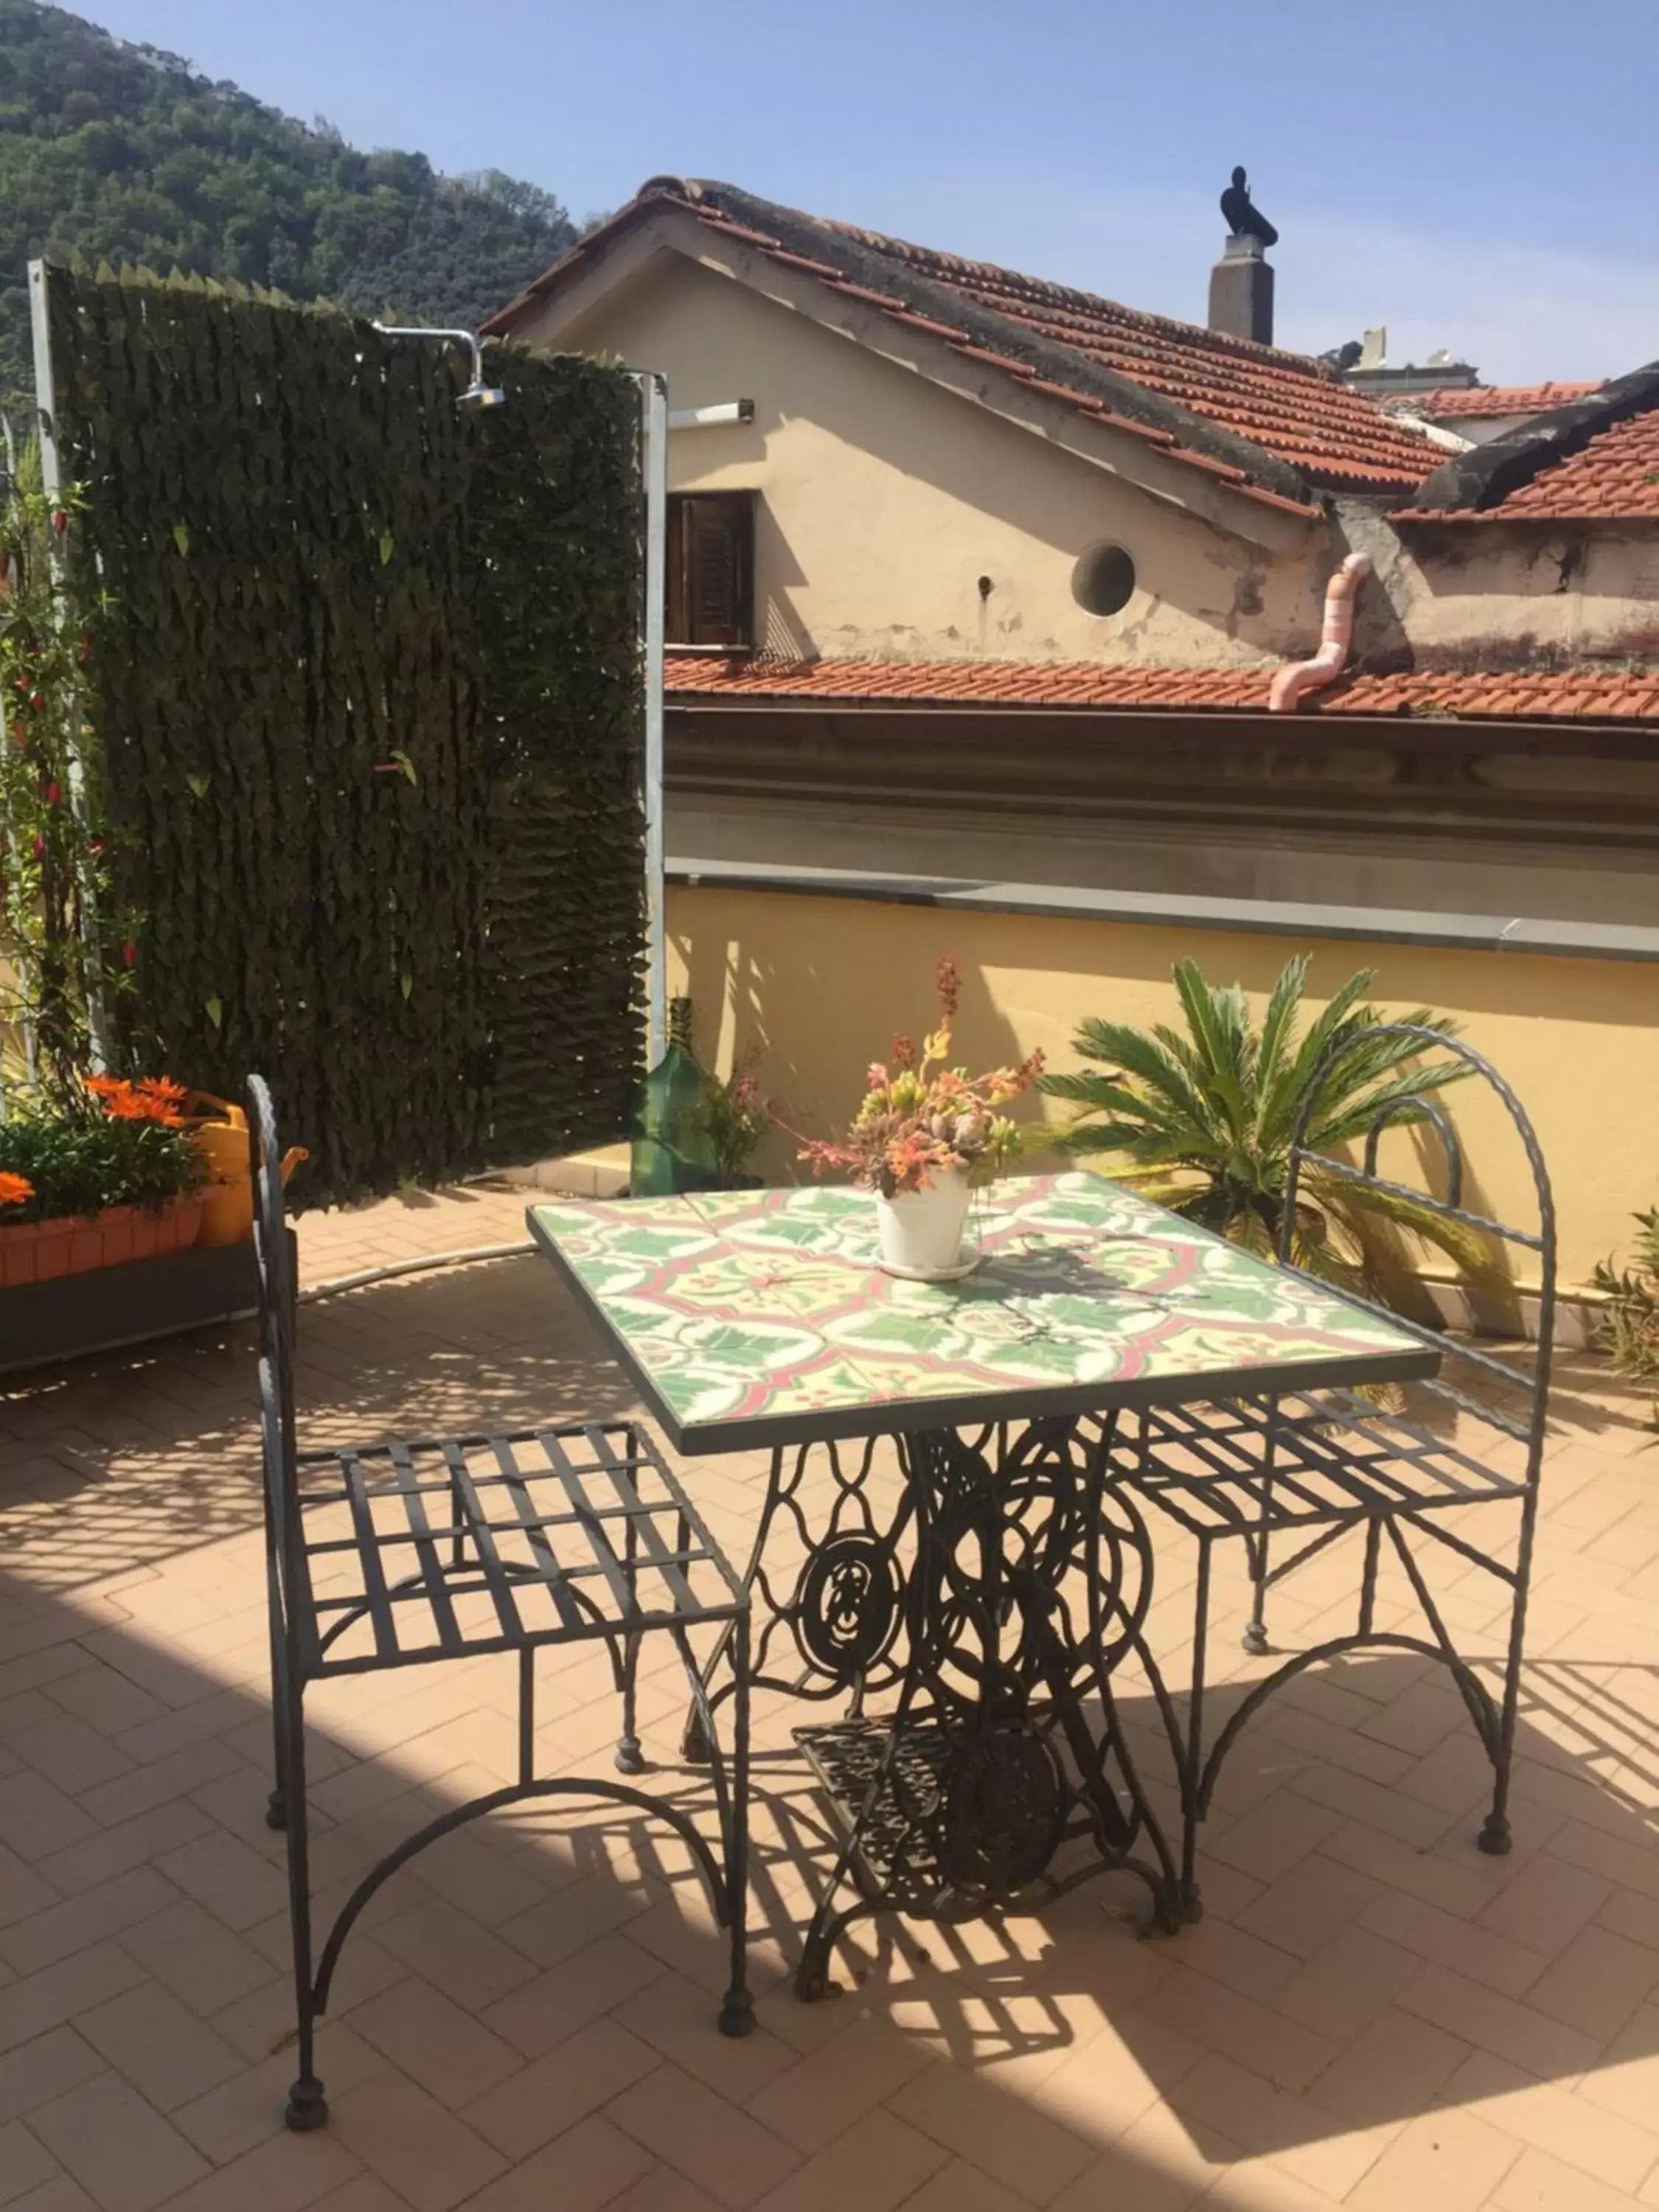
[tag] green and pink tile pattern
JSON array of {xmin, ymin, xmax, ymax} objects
[{"xmin": 527, "ymin": 1173, "xmax": 1431, "ymax": 1451}]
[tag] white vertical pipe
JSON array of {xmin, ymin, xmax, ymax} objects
[
  {"xmin": 27, "ymin": 262, "xmax": 108, "ymax": 1074},
  {"xmin": 640, "ymin": 370, "xmax": 668, "ymax": 1065}
]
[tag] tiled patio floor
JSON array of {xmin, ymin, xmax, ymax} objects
[{"xmin": 4, "ymin": 1183, "xmax": 1659, "ymax": 2211}]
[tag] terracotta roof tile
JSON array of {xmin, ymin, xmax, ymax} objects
[
  {"xmin": 665, "ymin": 655, "xmax": 1659, "ymax": 725},
  {"xmin": 1411, "ymin": 407, "xmax": 1659, "ymax": 523},
  {"xmin": 1386, "ymin": 381, "xmax": 1604, "ymax": 420},
  {"xmin": 490, "ymin": 178, "xmax": 1440, "ymax": 502}
]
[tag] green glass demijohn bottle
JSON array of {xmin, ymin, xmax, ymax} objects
[{"xmin": 630, "ymin": 996, "xmax": 717, "ymax": 1196}]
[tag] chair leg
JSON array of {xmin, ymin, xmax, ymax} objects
[
  {"xmin": 1242, "ymin": 1411, "xmax": 1277, "ymax": 1656},
  {"xmin": 1479, "ymin": 1487, "xmax": 1542, "ymax": 1858},
  {"xmin": 616, "ymin": 1512, "xmax": 644, "ymax": 1775},
  {"xmin": 278, "ymin": 1677, "xmax": 327, "ymax": 2130},
  {"xmin": 719, "ymin": 1611, "xmax": 754, "ymax": 2037}
]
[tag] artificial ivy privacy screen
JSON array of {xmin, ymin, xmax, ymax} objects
[{"xmin": 44, "ymin": 264, "xmax": 644, "ymax": 1202}]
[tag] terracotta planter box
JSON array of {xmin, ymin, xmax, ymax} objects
[{"xmin": 0, "ymin": 1193, "xmax": 206, "ymax": 1289}]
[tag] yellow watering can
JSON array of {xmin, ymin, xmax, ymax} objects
[{"xmin": 184, "ymin": 1092, "xmax": 308, "ymax": 1245}]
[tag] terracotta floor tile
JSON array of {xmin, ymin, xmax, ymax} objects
[
  {"xmin": 1489, "ymin": 2144, "xmax": 1649, "ymax": 2212},
  {"xmin": 1050, "ymin": 2096, "xmax": 1240, "ymax": 2211},
  {"xmin": 482, "ymin": 1934, "xmax": 663, "ymax": 2061},
  {"xmin": 28, "ymin": 2069, "xmax": 212, "ymax": 2212},
  {"xmin": 606, "ymin": 2062, "xmax": 802, "ymax": 2211},
  {"xmin": 347, "ymin": 1977, "xmax": 522, "ymax": 2110},
  {"xmin": 7, "ymin": 1716, "xmax": 135, "ymax": 1798},
  {"xmin": 745, "ymin": 2012, "xmax": 932, "ymax": 2153},
  {"xmin": 1443, "ymin": 2050, "xmax": 1659, "ymax": 2192},
  {"xmin": 372, "ymin": 1901, "xmax": 536, "ymax": 2015},
  {"xmin": 0, "ymin": 1846, "xmax": 58, "ymax": 1933},
  {"xmin": 32, "ymin": 1801, "xmax": 215, "ymax": 1900},
  {"xmin": 1304, "ymin": 2006, "xmax": 1471, "ymax": 2129},
  {"xmin": 0, "ymin": 1869, "xmax": 181, "ymax": 1978},
  {"xmin": 432, "ymin": 2113, "xmax": 651, "ymax": 2212},
  {"xmin": 613, "ymin": 1969, "xmax": 796, "ymax": 2101},
  {"xmin": 0, "ymin": 1776, "xmax": 98, "ymax": 1863},
  {"xmin": 888, "ymin": 2056, "xmax": 1096, "ymax": 2203},
  {"xmin": 1575, "ymin": 2003, "xmax": 1659, "ymax": 2127},
  {"xmin": 156, "ymin": 1830, "xmax": 291, "ymax": 1933},
  {"xmin": 1359, "ymin": 1888, "xmax": 1551, "ymax": 2000},
  {"xmin": 152, "ymin": 2129, "xmax": 361, "ymax": 2212},
  {"xmin": 1523, "ymin": 1924, "xmax": 1659, "ymax": 2041},
  {"xmin": 169, "ymin": 2025, "xmax": 388, "ymax": 2165},
  {"xmin": 594, "ymin": 2166, "xmax": 722, "ymax": 2212},
  {"xmin": 0, "ymin": 2118, "xmax": 62, "ymax": 2205},
  {"xmin": 119, "ymin": 1899, "xmax": 276, "ymax": 2016},
  {"xmin": 462, "ymin": 2017, "xmax": 659, "ymax": 2160},
  {"xmin": 0, "ymin": 1947, "xmax": 147, "ymax": 2059},
  {"xmin": 750, "ymin": 2107, "xmax": 947, "ymax": 2212},
  {"xmin": 0, "ymin": 2029, "xmax": 105, "ymax": 2129},
  {"xmin": 1397, "ymin": 1963, "xmax": 1601, "ymax": 2078},
  {"xmin": 4, "ymin": 2179, "xmax": 99, "ymax": 2211},
  {"xmin": 1201, "ymin": 1794, "xmax": 1347, "ymax": 1887},
  {"xmin": 327, "ymin": 2071, "xmax": 506, "ymax": 2212},
  {"xmin": 1234, "ymin": 1852, "xmax": 1379, "ymax": 1962},
  {"xmin": 1343, "ymin": 2103, "xmax": 1520, "ymax": 2212},
  {"xmin": 75, "ymin": 1982, "xmax": 245, "ymax": 2112},
  {"xmin": 1141, "ymin": 1964, "xmax": 1335, "ymax": 2093}
]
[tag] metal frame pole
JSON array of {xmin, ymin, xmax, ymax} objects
[
  {"xmin": 27, "ymin": 260, "xmax": 108, "ymax": 1074},
  {"xmin": 640, "ymin": 372, "xmax": 669, "ymax": 1064}
]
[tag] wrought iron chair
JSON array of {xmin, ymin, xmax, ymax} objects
[
  {"xmin": 249, "ymin": 1074, "xmax": 754, "ymax": 2132},
  {"xmin": 1110, "ymin": 1026, "xmax": 1554, "ymax": 1919}
]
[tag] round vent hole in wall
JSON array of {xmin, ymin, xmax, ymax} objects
[{"xmin": 1072, "ymin": 543, "xmax": 1137, "ymax": 617}]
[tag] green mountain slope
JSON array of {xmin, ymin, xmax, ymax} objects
[{"xmin": 0, "ymin": 0, "xmax": 578, "ymax": 408}]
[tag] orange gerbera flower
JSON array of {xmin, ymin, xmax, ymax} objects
[
  {"xmin": 86, "ymin": 1073, "xmax": 187, "ymax": 1124},
  {"xmin": 0, "ymin": 1172, "xmax": 34, "ymax": 1208}
]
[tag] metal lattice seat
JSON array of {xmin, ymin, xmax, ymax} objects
[
  {"xmin": 250, "ymin": 1077, "xmax": 754, "ymax": 2136},
  {"xmin": 293, "ymin": 1425, "xmax": 742, "ymax": 1677},
  {"xmin": 1111, "ymin": 1026, "xmax": 1554, "ymax": 1921},
  {"xmin": 1124, "ymin": 1391, "xmax": 1531, "ymax": 1543}
]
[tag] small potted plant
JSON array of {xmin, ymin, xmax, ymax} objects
[
  {"xmin": 796, "ymin": 958, "xmax": 1043, "ymax": 1278},
  {"xmin": 700, "ymin": 1045, "xmax": 766, "ymax": 1190},
  {"xmin": 0, "ymin": 1073, "xmax": 207, "ymax": 1285}
]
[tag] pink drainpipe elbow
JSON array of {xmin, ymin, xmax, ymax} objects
[{"xmin": 1269, "ymin": 553, "xmax": 1371, "ymax": 713}]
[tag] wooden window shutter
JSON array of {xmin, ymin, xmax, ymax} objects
[{"xmin": 666, "ymin": 493, "xmax": 754, "ymax": 647}]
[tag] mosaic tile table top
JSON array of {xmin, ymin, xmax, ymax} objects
[{"xmin": 526, "ymin": 1172, "xmax": 1436, "ymax": 1453}]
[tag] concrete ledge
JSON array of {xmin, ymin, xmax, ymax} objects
[
  {"xmin": 669, "ymin": 857, "xmax": 1659, "ymax": 964},
  {"xmin": 493, "ymin": 1142, "xmax": 631, "ymax": 1200}
]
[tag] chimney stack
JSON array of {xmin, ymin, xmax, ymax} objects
[
  {"xmin": 1209, "ymin": 234, "xmax": 1274, "ymax": 346},
  {"xmin": 1209, "ymin": 167, "xmax": 1278, "ymax": 347}
]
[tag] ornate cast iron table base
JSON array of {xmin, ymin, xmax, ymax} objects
[{"xmin": 692, "ymin": 1413, "xmax": 1186, "ymax": 1999}]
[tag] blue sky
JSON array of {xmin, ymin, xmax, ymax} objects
[{"xmin": 85, "ymin": 0, "xmax": 1659, "ymax": 383}]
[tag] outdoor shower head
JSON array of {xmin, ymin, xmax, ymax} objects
[{"xmin": 373, "ymin": 323, "xmax": 506, "ymax": 411}]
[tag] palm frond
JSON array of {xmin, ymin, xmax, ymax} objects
[
  {"xmin": 1253, "ymin": 956, "xmax": 1311, "ymax": 1119},
  {"xmin": 1308, "ymin": 1169, "xmax": 1501, "ymax": 1284}
]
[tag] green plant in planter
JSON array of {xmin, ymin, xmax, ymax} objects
[
  {"xmin": 700, "ymin": 1043, "xmax": 767, "ymax": 1186},
  {"xmin": 1038, "ymin": 955, "xmax": 1485, "ymax": 1293},
  {"xmin": 0, "ymin": 443, "xmax": 131, "ymax": 1102},
  {"xmin": 1591, "ymin": 1208, "xmax": 1659, "ymax": 1380},
  {"xmin": 0, "ymin": 1075, "xmax": 203, "ymax": 1222}
]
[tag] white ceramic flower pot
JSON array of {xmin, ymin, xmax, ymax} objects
[{"xmin": 875, "ymin": 1167, "xmax": 973, "ymax": 1278}]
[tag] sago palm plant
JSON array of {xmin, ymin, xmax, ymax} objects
[{"xmin": 1038, "ymin": 955, "xmax": 1488, "ymax": 1293}]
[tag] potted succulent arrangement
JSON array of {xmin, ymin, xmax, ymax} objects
[
  {"xmin": 0, "ymin": 1073, "xmax": 206, "ymax": 1286},
  {"xmin": 796, "ymin": 957, "xmax": 1043, "ymax": 1279}
]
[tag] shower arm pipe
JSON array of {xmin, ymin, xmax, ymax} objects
[
  {"xmin": 1269, "ymin": 552, "xmax": 1371, "ymax": 713},
  {"xmin": 372, "ymin": 322, "xmax": 501, "ymax": 403}
]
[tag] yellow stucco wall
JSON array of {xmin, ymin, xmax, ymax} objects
[
  {"xmin": 545, "ymin": 252, "xmax": 1325, "ymax": 667},
  {"xmin": 669, "ymin": 881, "xmax": 1658, "ymax": 1293}
]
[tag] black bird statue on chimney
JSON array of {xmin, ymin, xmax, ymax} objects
[{"xmin": 1220, "ymin": 167, "xmax": 1279, "ymax": 249}]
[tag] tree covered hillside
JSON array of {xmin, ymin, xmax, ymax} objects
[{"xmin": 0, "ymin": 0, "xmax": 580, "ymax": 407}]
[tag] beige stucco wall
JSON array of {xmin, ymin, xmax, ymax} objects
[
  {"xmin": 544, "ymin": 251, "xmax": 1326, "ymax": 668},
  {"xmin": 669, "ymin": 880, "xmax": 1658, "ymax": 1293}
]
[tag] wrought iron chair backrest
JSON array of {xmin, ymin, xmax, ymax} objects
[
  {"xmin": 1279, "ymin": 1024, "xmax": 1557, "ymax": 1475},
  {"xmin": 248, "ymin": 1074, "xmax": 304, "ymax": 1630}
]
